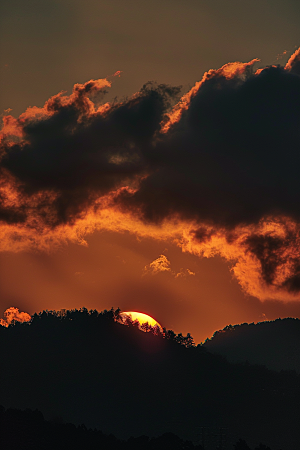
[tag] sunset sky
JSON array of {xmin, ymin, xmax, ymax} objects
[{"xmin": 1, "ymin": 0, "xmax": 300, "ymax": 343}]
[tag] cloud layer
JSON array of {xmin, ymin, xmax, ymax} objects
[{"xmin": 1, "ymin": 48, "xmax": 300, "ymax": 301}]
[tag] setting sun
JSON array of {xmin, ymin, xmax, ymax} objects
[{"xmin": 120, "ymin": 311, "xmax": 162, "ymax": 331}]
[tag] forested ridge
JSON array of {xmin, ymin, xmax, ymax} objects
[
  {"xmin": 0, "ymin": 405, "xmax": 277, "ymax": 450},
  {"xmin": 203, "ymin": 318, "xmax": 300, "ymax": 372},
  {"xmin": 1, "ymin": 308, "xmax": 299, "ymax": 449}
]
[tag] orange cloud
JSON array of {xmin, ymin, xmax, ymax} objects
[
  {"xmin": 276, "ymin": 50, "xmax": 288, "ymax": 61},
  {"xmin": 285, "ymin": 47, "xmax": 300, "ymax": 73},
  {"xmin": 143, "ymin": 255, "xmax": 171, "ymax": 275},
  {"xmin": 143, "ymin": 254, "xmax": 195, "ymax": 279},
  {"xmin": 175, "ymin": 268, "xmax": 195, "ymax": 278},
  {"xmin": 0, "ymin": 307, "xmax": 31, "ymax": 327}
]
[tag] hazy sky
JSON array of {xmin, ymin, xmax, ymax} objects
[
  {"xmin": 2, "ymin": 0, "xmax": 300, "ymax": 115},
  {"xmin": 1, "ymin": 0, "xmax": 300, "ymax": 342}
]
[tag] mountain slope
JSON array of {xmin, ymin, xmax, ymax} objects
[
  {"xmin": 1, "ymin": 309, "xmax": 300, "ymax": 450},
  {"xmin": 203, "ymin": 318, "xmax": 300, "ymax": 373}
]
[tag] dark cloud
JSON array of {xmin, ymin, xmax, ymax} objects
[
  {"xmin": 0, "ymin": 80, "xmax": 180, "ymax": 225},
  {"xmin": 120, "ymin": 63, "xmax": 300, "ymax": 228},
  {"xmin": 0, "ymin": 201, "xmax": 26, "ymax": 224},
  {"xmin": 1, "ymin": 49, "xmax": 300, "ymax": 298},
  {"xmin": 2, "ymin": 61, "xmax": 300, "ymax": 228},
  {"xmin": 244, "ymin": 227, "xmax": 300, "ymax": 290},
  {"xmin": 191, "ymin": 227, "xmax": 215, "ymax": 244}
]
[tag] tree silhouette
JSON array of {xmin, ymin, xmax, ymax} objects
[
  {"xmin": 254, "ymin": 444, "xmax": 272, "ymax": 450},
  {"xmin": 233, "ymin": 438, "xmax": 251, "ymax": 450},
  {"xmin": 140, "ymin": 322, "xmax": 152, "ymax": 333}
]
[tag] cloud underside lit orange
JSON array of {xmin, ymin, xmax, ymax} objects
[{"xmin": 1, "ymin": 48, "xmax": 300, "ymax": 302}]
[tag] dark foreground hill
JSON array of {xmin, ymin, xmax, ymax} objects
[
  {"xmin": 0, "ymin": 405, "xmax": 275, "ymax": 450},
  {"xmin": 1, "ymin": 309, "xmax": 300, "ymax": 450},
  {"xmin": 0, "ymin": 406, "xmax": 204, "ymax": 450},
  {"xmin": 203, "ymin": 318, "xmax": 300, "ymax": 373}
]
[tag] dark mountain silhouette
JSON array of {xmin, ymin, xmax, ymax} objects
[
  {"xmin": 0, "ymin": 405, "xmax": 204, "ymax": 450},
  {"xmin": 1, "ymin": 308, "xmax": 299, "ymax": 450},
  {"xmin": 0, "ymin": 405, "xmax": 274, "ymax": 450},
  {"xmin": 203, "ymin": 318, "xmax": 300, "ymax": 373}
]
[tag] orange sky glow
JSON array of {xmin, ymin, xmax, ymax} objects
[{"xmin": 1, "ymin": 0, "xmax": 300, "ymax": 343}]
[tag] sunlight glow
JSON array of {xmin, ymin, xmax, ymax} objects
[{"xmin": 120, "ymin": 311, "xmax": 162, "ymax": 331}]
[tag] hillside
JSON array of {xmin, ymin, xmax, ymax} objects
[
  {"xmin": 203, "ymin": 318, "xmax": 300, "ymax": 373},
  {"xmin": 0, "ymin": 406, "xmax": 205, "ymax": 450},
  {"xmin": 1, "ymin": 309, "xmax": 300, "ymax": 450}
]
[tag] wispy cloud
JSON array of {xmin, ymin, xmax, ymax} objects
[
  {"xmin": 175, "ymin": 268, "xmax": 195, "ymax": 279},
  {"xmin": 143, "ymin": 255, "xmax": 171, "ymax": 275},
  {"xmin": 143, "ymin": 255, "xmax": 195, "ymax": 279}
]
